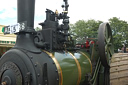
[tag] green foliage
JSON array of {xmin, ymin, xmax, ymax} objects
[
  {"xmin": 109, "ymin": 17, "xmax": 128, "ymax": 51},
  {"xmin": 70, "ymin": 17, "xmax": 128, "ymax": 52},
  {"xmin": 70, "ymin": 19, "xmax": 102, "ymax": 44},
  {"xmin": 35, "ymin": 27, "xmax": 41, "ymax": 31}
]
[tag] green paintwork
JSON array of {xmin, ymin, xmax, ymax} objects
[
  {"xmin": 47, "ymin": 41, "xmax": 103, "ymax": 85},
  {"xmin": 2, "ymin": 27, "xmax": 4, "ymax": 32},
  {"xmin": 54, "ymin": 51, "xmax": 78, "ymax": 85},
  {"xmin": 98, "ymin": 65, "xmax": 105, "ymax": 85},
  {"xmin": 90, "ymin": 43, "xmax": 99, "ymax": 62},
  {"xmin": 52, "ymin": 51, "xmax": 92, "ymax": 85},
  {"xmin": 73, "ymin": 51, "xmax": 92, "ymax": 85}
]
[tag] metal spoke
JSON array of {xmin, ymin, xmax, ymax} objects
[
  {"xmin": 107, "ymin": 50, "xmax": 111, "ymax": 65},
  {"xmin": 107, "ymin": 38, "xmax": 111, "ymax": 44},
  {"xmin": 105, "ymin": 45, "xmax": 108, "ymax": 52},
  {"xmin": 105, "ymin": 43, "xmax": 111, "ymax": 65},
  {"xmin": 109, "ymin": 45, "xmax": 114, "ymax": 56}
]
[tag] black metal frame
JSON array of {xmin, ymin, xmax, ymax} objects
[{"xmin": 35, "ymin": 0, "xmax": 71, "ymax": 51}]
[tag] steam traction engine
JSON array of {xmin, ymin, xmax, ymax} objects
[{"xmin": 0, "ymin": 0, "xmax": 114, "ymax": 85}]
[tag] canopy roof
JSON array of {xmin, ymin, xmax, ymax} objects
[{"xmin": 0, "ymin": 25, "xmax": 16, "ymax": 47}]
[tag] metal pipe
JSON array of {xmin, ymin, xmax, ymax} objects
[
  {"xmin": 93, "ymin": 62, "xmax": 101, "ymax": 85},
  {"xmin": 90, "ymin": 57, "xmax": 100, "ymax": 82},
  {"xmin": 18, "ymin": 0, "xmax": 35, "ymax": 28},
  {"xmin": 15, "ymin": 0, "xmax": 41, "ymax": 53}
]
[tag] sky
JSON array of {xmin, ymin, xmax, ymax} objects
[{"xmin": 0, "ymin": 0, "xmax": 128, "ymax": 27}]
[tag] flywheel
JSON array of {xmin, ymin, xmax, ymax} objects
[
  {"xmin": 110, "ymin": 53, "xmax": 128, "ymax": 85},
  {"xmin": 98, "ymin": 23, "xmax": 114, "ymax": 68}
]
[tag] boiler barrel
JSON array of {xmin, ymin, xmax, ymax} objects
[
  {"xmin": 0, "ymin": 49, "xmax": 92, "ymax": 85},
  {"xmin": 44, "ymin": 51, "xmax": 92, "ymax": 85}
]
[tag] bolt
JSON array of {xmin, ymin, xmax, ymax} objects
[
  {"xmin": 30, "ymin": 56, "xmax": 33, "ymax": 59},
  {"xmin": 35, "ymin": 64, "xmax": 37, "ymax": 67},
  {"xmin": 37, "ymin": 74, "xmax": 40, "ymax": 77}
]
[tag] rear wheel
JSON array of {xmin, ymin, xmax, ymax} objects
[{"xmin": 110, "ymin": 53, "xmax": 128, "ymax": 85}]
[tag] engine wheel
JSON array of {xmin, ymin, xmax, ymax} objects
[
  {"xmin": 98, "ymin": 23, "xmax": 114, "ymax": 68},
  {"xmin": 110, "ymin": 53, "xmax": 128, "ymax": 85}
]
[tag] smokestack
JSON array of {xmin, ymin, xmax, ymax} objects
[
  {"xmin": 18, "ymin": 0, "xmax": 35, "ymax": 28},
  {"xmin": 15, "ymin": 0, "xmax": 41, "ymax": 52}
]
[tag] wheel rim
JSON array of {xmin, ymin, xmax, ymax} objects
[{"xmin": 98, "ymin": 23, "xmax": 114, "ymax": 68}]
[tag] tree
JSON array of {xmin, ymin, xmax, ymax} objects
[
  {"xmin": 70, "ymin": 19, "xmax": 102, "ymax": 44},
  {"xmin": 70, "ymin": 20, "xmax": 87, "ymax": 43},
  {"xmin": 109, "ymin": 17, "xmax": 128, "ymax": 52},
  {"xmin": 35, "ymin": 27, "xmax": 41, "ymax": 31}
]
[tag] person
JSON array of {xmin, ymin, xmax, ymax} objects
[
  {"xmin": 85, "ymin": 40, "xmax": 89, "ymax": 48},
  {"xmin": 124, "ymin": 45, "xmax": 126, "ymax": 53},
  {"xmin": 118, "ymin": 48, "xmax": 121, "ymax": 53}
]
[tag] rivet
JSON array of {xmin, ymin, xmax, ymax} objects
[
  {"xmin": 37, "ymin": 74, "xmax": 40, "ymax": 77},
  {"xmin": 35, "ymin": 64, "xmax": 37, "ymax": 67},
  {"xmin": 30, "ymin": 56, "xmax": 33, "ymax": 59}
]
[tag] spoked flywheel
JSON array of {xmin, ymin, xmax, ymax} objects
[{"xmin": 98, "ymin": 23, "xmax": 114, "ymax": 68}]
